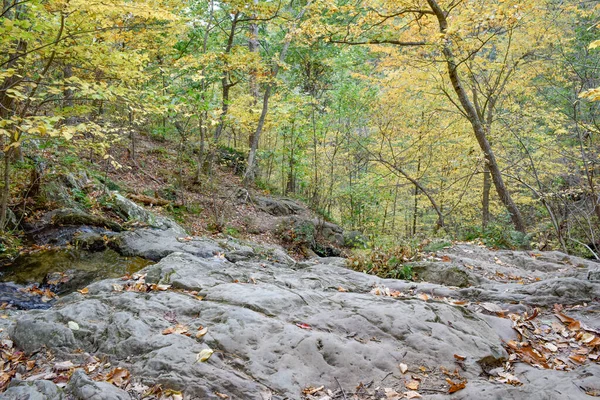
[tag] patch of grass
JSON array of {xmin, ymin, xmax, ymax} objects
[{"xmin": 224, "ymin": 226, "xmax": 240, "ymax": 237}]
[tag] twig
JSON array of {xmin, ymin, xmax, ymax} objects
[
  {"xmin": 334, "ymin": 377, "xmax": 347, "ymax": 400},
  {"xmin": 381, "ymin": 371, "xmax": 394, "ymax": 383},
  {"xmin": 569, "ymin": 238, "xmax": 599, "ymax": 260}
]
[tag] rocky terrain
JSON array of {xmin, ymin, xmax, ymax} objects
[{"xmin": 0, "ymin": 189, "xmax": 599, "ymax": 399}]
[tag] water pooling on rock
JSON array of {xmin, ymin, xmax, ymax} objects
[{"xmin": 0, "ymin": 249, "xmax": 152, "ymax": 309}]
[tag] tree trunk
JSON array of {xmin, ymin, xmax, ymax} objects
[
  {"xmin": 243, "ymin": 2, "xmax": 313, "ymax": 185},
  {"xmin": 427, "ymin": 0, "xmax": 526, "ymax": 233}
]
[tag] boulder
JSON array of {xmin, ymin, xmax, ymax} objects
[
  {"xmin": 112, "ymin": 228, "xmax": 223, "ymax": 261},
  {"xmin": 253, "ymin": 196, "xmax": 305, "ymax": 216},
  {"xmin": 67, "ymin": 370, "xmax": 131, "ymax": 400},
  {"xmin": 409, "ymin": 261, "xmax": 477, "ymax": 288},
  {"xmin": 2, "ymin": 380, "xmax": 64, "ymax": 400},
  {"xmin": 107, "ymin": 193, "xmax": 186, "ymax": 235}
]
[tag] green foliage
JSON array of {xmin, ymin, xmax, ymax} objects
[
  {"xmin": 462, "ymin": 218, "xmax": 532, "ymax": 250},
  {"xmin": 278, "ymin": 220, "xmax": 316, "ymax": 251},
  {"xmin": 347, "ymin": 243, "xmax": 420, "ymax": 279},
  {"xmin": 224, "ymin": 226, "xmax": 241, "ymax": 237},
  {"xmin": 71, "ymin": 188, "xmax": 92, "ymax": 209}
]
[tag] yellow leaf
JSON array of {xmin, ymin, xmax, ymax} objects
[{"xmin": 196, "ymin": 348, "xmax": 214, "ymax": 362}]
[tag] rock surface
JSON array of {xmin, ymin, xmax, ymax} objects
[{"xmin": 2, "ymin": 234, "xmax": 599, "ymax": 399}]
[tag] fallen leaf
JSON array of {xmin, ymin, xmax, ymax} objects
[
  {"xmin": 196, "ymin": 327, "xmax": 208, "ymax": 338},
  {"xmin": 112, "ymin": 284, "xmax": 124, "ymax": 292},
  {"xmin": 338, "ymin": 286, "xmax": 348, "ymax": 292},
  {"xmin": 296, "ymin": 323, "xmax": 312, "ymax": 330},
  {"xmin": 54, "ymin": 361, "xmax": 75, "ymax": 371},
  {"xmin": 544, "ymin": 343, "xmax": 558, "ymax": 352},
  {"xmin": 405, "ymin": 390, "xmax": 422, "ymax": 399},
  {"xmin": 417, "ymin": 293, "xmax": 429, "ymax": 301},
  {"xmin": 453, "ymin": 354, "xmax": 466, "ymax": 361},
  {"xmin": 196, "ymin": 348, "xmax": 214, "ymax": 362},
  {"xmin": 77, "ymin": 288, "xmax": 89, "ymax": 295},
  {"xmin": 581, "ymin": 333, "xmax": 596, "ymax": 344},
  {"xmin": 302, "ymin": 386, "xmax": 324, "ymax": 395},
  {"xmin": 406, "ymin": 380, "xmax": 419, "ymax": 390},
  {"xmin": 447, "ymin": 379, "xmax": 466, "ymax": 393},
  {"xmin": 399, "ymin": 363, "xmax": 408, "ymax": 374},
  {"xmin": 67, "ymin": 321, "xmax": 79, "ymax": 331},
  {"xmin": 162, "ymin": 324, "xmax": 189, "ymax": 335},
  {"xmin": 107, "ymin": 367, "xmax": 131, "ymax": 387},
  {"xmin": 569, "ymin": 354, "xmax": 587, "ymax": 364},
  {"xmin": 384, "ymin": 388, "xmax": 401, "ymax": 400},
  {"xmin": 215, "ymin": 392, "xmax": 229, "ymax": 399}
]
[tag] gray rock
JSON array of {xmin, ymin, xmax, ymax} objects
[
  {"xmin": 254, "ymin": 196, "xmax": 305, "ymax": 216},
  {"xmin": 112, "ymin": 228, "xmax": 223, "ymax": 261},
  {"xmin": 108, "ymin": 192, "xmax": 186, "ymax": 235},
  {"xmin": 409, "ymin": 261, "xmax": 477, "ymax": 288},
  {"xmin": 6, "ymin": 243, "xmax": 600, "ymax": 399},
  {"xmin": 2, "ymin": 380, "xmax": 63, "ymax": 400},
  {"xmin": 66, "ymin": 369, "xmax": 130, "ymax": 400}
]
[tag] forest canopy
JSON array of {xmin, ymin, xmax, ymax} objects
[{"xmin": 2, "ymin": 0, "xmax": 600, "ymax": 257}]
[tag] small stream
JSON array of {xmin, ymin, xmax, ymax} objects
[{"xmin": 0, "ymin": 248, "xmax": 152, "ymax": 309}]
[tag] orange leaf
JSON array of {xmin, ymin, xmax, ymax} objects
[
  {"xmin": 447, "ymin": 379, "xmax": 466, "ymax": 393},
  {"xmin": 106, "ymin": 367, "xmax": 130, "ymax": 387}
]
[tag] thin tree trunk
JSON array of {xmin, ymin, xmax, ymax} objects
[
  {"xmin": 243, "ymin": 2, "xmax": 313, "ymax": 185},
  {"xmin": 427, "ymin": 0, "xmax": 526, "ymax": 233}
]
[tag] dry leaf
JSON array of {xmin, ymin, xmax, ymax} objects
[
  {"xmin": 107, "ymin": 367, "xmax": 131, "ymax": 387},
  {"xmin": 54, "ymin": 361, "xmax": 75, "ymax": 371},
  {"xmin": 453, "ymin": 354, "xmax": 466, "ymax": 361},
  {"xmin": 67, "ymin": 321, "xmax": 79, "ymax": 331},
  {"xmin": 295, "ymin": 323, "xmax": 312, "ymax": 330},
  {"xmin": 215, "ymin": 392, "xmax": 229, "ymax": 399},
  {"xmin": 77, "ymin": 288, "xmax": 89, "ymax": 295},
  {"xmin": 196, "ymin": 348, "xmax": 214, "ymax": 362},
  {"xmin": 162, "ymin": 324, "xmax": 189, "ymax": 335},
  {"xmin": 569, "ymin": 354, "xmax": 587, "ymax": 364},
  {"xmin": 406, "ymin": 380, "xmax": 420, "ymax": 390},
  {"xmin": 417, "ymin": 293, "xmax": 429, "ymax": 301},
  {"xmin": 338, "ymin": 286, "xmax": 348, "ymax": 292},
  {"xmin": 405, "ymin": 390, "xmax": 422, "ymax": 399},
  {"xmin": 544, "ymin": 343, "xmax": 558, "ymax": 352},
  {"xmin": 447, "ymin": 379, "xmax": 466, "ymax": 393},
  {"xmin": 196, "ymin": 327, "xmax": 208, "ymax": 339},
  {"xmin": 399, "ymin": 363, "xmax": 408, "ymax": 374},
  {"xmin": 302, "ymin": 386, "xmax": 324, "ymax": 395},
  {"xmin": 384, "ymin": 388, "xmax": 401, "ymax": 400}
]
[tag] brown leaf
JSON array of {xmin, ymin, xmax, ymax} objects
[
  {"xmin": 301, "ymin": 386, "xmax": 324, "ymax": 395},
  {"xmin": 162, "ymin": 324, "xmax": 189, "ymax": 335},
  {"xmin": 215, "ymin": 392, "xmax": 229, "ymax": 399},
  {"xmin": 77, "ymin": 288, "xmax": 89, "ymax": 295},
  {"xmin": 453, "ymin": 354, "xmax": 466, "ymax": 361},
  {"xmin": 406, "ymin": 380, "xmax": 419, "ymax": 390},
  {"xmin": 338, "ymin": 286, "xmax": 348, "ymax": 292},
  {"xmin": 447, "ymin": 379, "xmax": 467, "ymax": 394},
  {"xmin": 405, "ymin": 390, "xmax": 422, "ymax": 399},
  {"xmin": 569, "ymin": 354, "xmax": 587, "ymax": 364},
  {"xmin": 107, "ymin": 367, "xmax": 131, "ymax": 387}
]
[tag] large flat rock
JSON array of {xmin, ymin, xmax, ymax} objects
[{"xmin": 4, "ymin": 243, "xmax": 600, "ymax": 399}]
